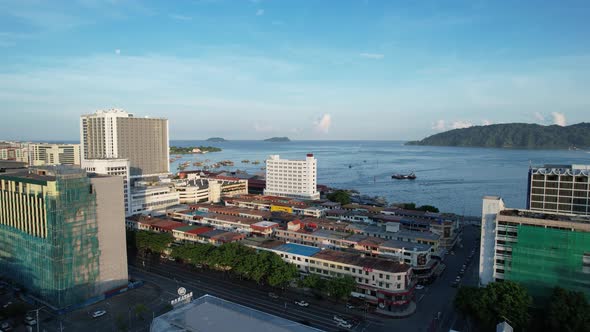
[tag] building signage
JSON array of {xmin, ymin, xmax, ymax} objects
[
  {"xmin": 171, "ymin": 287, "xmax": 193, "ymax": 306},
  {"xmin": 271, "ymin": 205, "xmax": 293, "ymax": 214}
]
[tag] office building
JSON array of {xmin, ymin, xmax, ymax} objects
[
  {"xmin": 82, "ymin": 159, "xmax": 131, "ymax": 216},
  {"xmin": 527, "ymin": 164, "xmax": 590, "ymax": 215},
  {"xmin": 0, "ymin": 142, "xmax": 29, "ymax": 163},
  {"xmin": 264, "ymin": 154, "xmax": 319, "ymax": 200},
  {"xmin": 0, "ymin": 166, "xmax": 128, "ymax": 309},
  {"xmin": 480, "ymin": 196, "xmax": 590, "ymax": 299},
  {"xmin": 29, "ymin": 143, "xmax": 81, "ymax": 166},
  {"xmin": 130, "ymin": 182, "xmax": 180, "ymax": 215},
  {"xmin": 80, "ymin": 109, "xmax": 169, "ymax": 178}
]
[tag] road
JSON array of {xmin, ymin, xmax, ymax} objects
[{"xmin": 129, "ymin": 256, "xmax": 380, "ymax": 332}]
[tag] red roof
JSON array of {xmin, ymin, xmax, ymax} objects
[
  {"xmin": 186, "ymin": 226, "xmax": 215, "ymax": 235},
  {"xmin": 152, "ymin": 220, "xmax": 185, "ymax": 231}
]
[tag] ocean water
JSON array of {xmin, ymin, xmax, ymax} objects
[{"xmin": 170, "ymin": 140, "xmax": 590, "ymax": 216}]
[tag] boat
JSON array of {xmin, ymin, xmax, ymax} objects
[
  {"xmin": 392, "ymin": 172, "xmax": 416, "ymax": 180},
  {"xmin": 349, "ymin": 165, "xmax": 352, "ymax": 168},
  {"xmin": 252, "ymin": 160, "xmax": 260, "ymax": 165},
  {"xmin": 241, "ymin": 160, "xmax": 250, "ymax": 163}
]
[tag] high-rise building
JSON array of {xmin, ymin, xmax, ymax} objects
[
  {"xmin": 479, "ymin": 196, "xmax": 590, "ymax": 299},
  {"xmin": 0, "ymin": 166, "xmax": 128, "ymax": 309},
  {"xmin": 29, "ymin": 143, "xmax": 81, "ymax": 166},
  {"xmin": 80, "ymin": 109, "xmax": 169, "ymax": 178},
  {"xmin": 527, "ymin": 164, "xmax": 590, "ymax": 215},
  {"xmin": 82, "ymin": 159, "xmax": 131, "ymax": 216},
  {"xmin": 264, "ymin": 154, "xmax": 319, "ymax": 200}
]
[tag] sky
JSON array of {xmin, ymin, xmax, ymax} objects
[{"xmin": 1, "ymin": 0, "xmax": 589, "ymax": 141}]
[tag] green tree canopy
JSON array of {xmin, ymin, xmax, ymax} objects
[
  {"xmin": 134, "ymin": 231, "xmax": 174, "ymax": 254},
  {"xmin": 325, "ymin": 276, "xmax": 356, "ymax": 300},
  {"xmin": 454, "ymin": 281, "xmax": 532, "ymax": 331},
  {"xmin": 327, "ymin": 190, "xmax": 351, "ymax": 205},
  {"xmin": 545, "ymin": 287, "xmax": 590, "ymax": 332}
]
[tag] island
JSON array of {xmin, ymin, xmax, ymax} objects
[
  {"xmin": 206, "ymin": 137, "xmax": 227, "ymax": 142},
  {"xmin": 263, "ymin": 137, "xmax": 291, "ymax": 142},
  {"xmin": 406, "ymin": 123, "xmax": 590, "ymax": 149},
  {"xmin": 170, "ymin": 146, "xmax": 222, "ymax": 154}
]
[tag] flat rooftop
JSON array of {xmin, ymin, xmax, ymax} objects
[
  {"xmin": 151, "ymin": 294, "xmax": 323, "ymax": 332},
  {"xmin": 274, "ymin": 243, "xmax": 321, "ymax": 257},
  {"xmin": 499, "ymin": 209, "xmax": 590, "ymax": 224},
  {"xmin": 312, "ymin": 250, "xmax": 410, "ymax": 274}
]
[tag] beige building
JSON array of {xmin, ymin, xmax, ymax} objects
[
  {"xmin": 82, "ymin": 158, "xmax": 131, "ymax": 216},
  {"xmin": 29, "ymin": 143, "xmax": 81, "ymax": 166},
  {"xmin": 80, "ymin": 109, "xmax": 169, "ymax": 178}
]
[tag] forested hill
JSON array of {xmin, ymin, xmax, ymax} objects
[{"xmin": 406, "ymin": 123, "xmax": 590, "ymax": 149}]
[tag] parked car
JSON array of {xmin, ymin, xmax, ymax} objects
[
  {"xmin": 268, "ymin": 292, "xmax": 279, "ymax": 299},
  {"xmin": 24, "ymin": 316, "xmax": 36, "ymax": 326},
  {"xmin": 0, "ymin": 322, "xmax": 12, "ymax": 331},
  {"xmin": 345, "ymin": 303, "xmax": 355, "ymax": 309},
  {"xmin": 294, "ymin": 300, "xmax": 309, "ymax": 307},
  {"xmin": 415, "ymin": 284, "xmax": 425, "ymax": 290},
  {"xmin": 337, "ymin": 321, "xmax": 353, "ymax": 329},
  {"xmin": 92, "ymin": 310, "xmax": 107, "ymax": 318},
  {"xmin": 333, "ymin": 315, "xmax": 347, "ymax": 324}
]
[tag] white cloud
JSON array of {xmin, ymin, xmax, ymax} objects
[
  {"xmin": 534, "ymin": 112, "xmax": 545, "ymax": 122},
  {"xmin": 552, "ymin": 112, "xmax": 567, "ymax": 126},
  {"xmin": 114, "ymin": 49, "xmax": 121, "ymax": 55},
  {"xmin": 314, "ymin": 114, "xmax": 332, "ymax": 133},
  {"xmin": 169, "ymin": 14, "xmax": 192, "ymax": 21},
  {"xmin": 256, "ymin": 9, "xmax": 264, "ymax": 16},
  {"xmin": 482, "ymin": 119, "xmax": 492, "ymax": 126},
  {"xmin": 360, "ymin": 53, "xmax": 384, "ymax": 60},
  {"xmin": 432, "ymin": 120, "xmax": 446, "ymax": 131},
  {"xmin": 451, "ymin": 121, "xmax": 473, "ymax": 129}
]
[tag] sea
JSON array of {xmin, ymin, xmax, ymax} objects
[{"xmin": 169, "ymin": 140, "xmax": 590, "ymax": 217}]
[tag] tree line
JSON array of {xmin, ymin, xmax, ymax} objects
[{"xmin": 455, "ymin": 281, "xmax": 590, "ymax": 332}]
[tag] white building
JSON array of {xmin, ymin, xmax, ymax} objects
[
  {"xmin": 130, "ymin": 183, "xmax": 180, "ymax": 216},
  {"xmin": 528, "ymin": 164, "xmax": 590, "ymax": 215},
  {"xmin": 29, "ymin": 143, "xmax": 81, "ymax": 166},
  {"xmin": 264, "ymin": 154, "xmax": 319, "ymax": 200},
  {"xmin": 80, "ymin": 109, "xmax": 169, "ymax": 179},
  {"xmin": 82, "ymin": 159, "xmax": 132, "ymax": 216}
]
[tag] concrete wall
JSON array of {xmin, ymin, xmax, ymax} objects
[
  {"xmin": 91, "ymin": 175, "xmax": 129, "ymax": 293},
  {"xmin": 479, "ymin": 196, "xmax": 504, "ymax": 286}
]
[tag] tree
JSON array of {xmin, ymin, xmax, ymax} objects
[
  {"xmin": 454, "ymin": 282, "xmax": 532, "ymax": 331},
  {"xmin": 300, "ymin": 274, "xmax": 325, "ymax": 290},
  {"xmin": 325, "ymin": 276, "xmax": 356, "ymax": 300},
  {"xmin": 135, "ymin": 231, "xmax": 174, "ymax": 254},
  {"xmin": 417, "ymin": 205, "xmax": 439, "ymax": 213},
  {"xmin": 545, "ymin": 287, "xmax": 590, "ymax": 332},
  {"xmin": 134, "ymin": 303, "xmax": 148, "ymax": 320},
  {"xmin": 327, "ymin": 190, "xmax": 351, "ymax": 205}
]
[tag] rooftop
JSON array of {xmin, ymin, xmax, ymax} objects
[
  {"xmin": 380, "ymin": 239, "xmax": 431, "ymax": 252},
  {"xmin": 499, "ymin": 209, "xmax": 590, "ymax": 224},
  {"xmin": 151, "ymin": 294, "xmax": 322, "ymax": 332},
  {"xmin": 274, "ymin": 243, "xmax": 321, "ymax": 257},
  {"xmin": 312, "ymin": 250, "xmax": 410, "ymax": 274}
]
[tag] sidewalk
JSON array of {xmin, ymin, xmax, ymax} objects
[{"xmin": 375, "ymin": 300, "xmax": 417, "ymax": 319}]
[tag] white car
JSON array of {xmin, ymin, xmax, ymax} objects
[
  {"xmin": 92, "ymin": 310, "xmax": 107, "ymax": 318},
  {"xmin": 415, "ymin": 285, "xmax": 425, "ymax": 290},
  {"xmin": 268, "ymin": 292, "xmax": 279, "ymax": 299},
  {"xmin": 294, "ymin": 300, "xmax": 309, "ymax": 307},
  {"xmin": 337, "ymin": 321, "xmax": 353, "ymax": 329},
  {"xmin": 24, "ymin": 316, "xmax": 37, "ymax": 326},
  {"xmin": 333, "ymin": 315, "xmax": 347, "ymax": 324}
]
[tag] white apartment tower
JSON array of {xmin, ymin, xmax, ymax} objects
[
  {"xmin": 29, "ymin": 143, "xmax": 81, "ymax": 166},
  {"xmin": 264, "ymin": 154, "xmax": 320, "ymax": 200},
  {"xmin": 80, "ymin": 109, "xmax": 169, "ymax": 178}
]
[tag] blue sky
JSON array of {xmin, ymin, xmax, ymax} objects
[{"xmin": 1, "ymin": 0, "xmax": 589, "ymax": 140}]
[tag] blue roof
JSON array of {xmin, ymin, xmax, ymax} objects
[{"xmin": 274, "ymin": 243, "xmax": 321, "ymax": 257}]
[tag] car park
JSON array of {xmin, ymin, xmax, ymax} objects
[
  {"xmin": 295, "ymin": 300, "xmax": 309, "ymax": 307},
  {"xmin": 92, "ymin": 310, "xmax": 107, "ymax": 318}
]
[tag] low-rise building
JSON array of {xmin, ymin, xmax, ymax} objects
[
  {"xmin": 130, "ymin": 183, "xmax": 180, "ymax": 215},
  {"xmin": 247, "ymin": 241, "xmax": 414, "ymax": 311}
]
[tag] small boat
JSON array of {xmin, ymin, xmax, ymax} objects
[
  {"xmin": 241, "ymin": 160, "xmax": 250, "ymax": 163},
  {"xmin": 349, "ymin": 165, "xmax": 352, "ymax": 168},
  {"xmin": 392, "ymin": 172, "xmax": 416, "ymax": 180},
  {"xmin": 252, "ymin": 160, "xmax": 260, "ymax": 165}
]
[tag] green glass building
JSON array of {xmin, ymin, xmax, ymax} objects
[{"xmin": 0, "ymin": 166, "xmax": 128, "ymax": 310}]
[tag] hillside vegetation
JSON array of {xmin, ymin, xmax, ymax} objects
[{"xmin": 406, "ymin": 123, "xmax": 590, "ymax": 149}]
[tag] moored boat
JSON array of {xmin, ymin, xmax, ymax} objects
[{"xmin": 392, "ymin": 172, "xmax": 416, "ymax": 180}]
